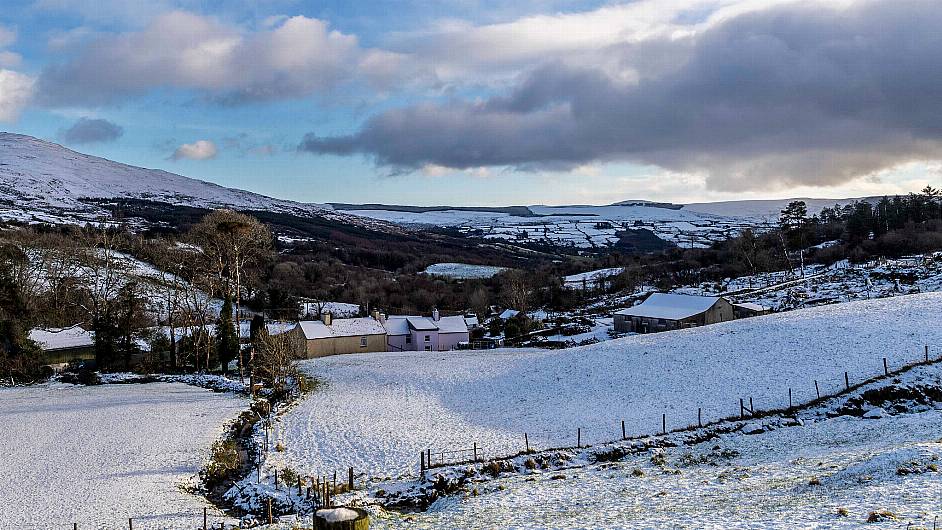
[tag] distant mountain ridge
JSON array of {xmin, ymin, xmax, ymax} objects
[{"xmin": 0, "ymin": 132, "xmax": 346, "ymax": 225}]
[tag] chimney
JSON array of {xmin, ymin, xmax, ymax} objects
[
  {"xmin": 432, "ymin": 307, "xmax": 440, "ymax": 321},
  {"xmin": 321, "ymin": 312, "xmax": 333, "ymax": 326}
]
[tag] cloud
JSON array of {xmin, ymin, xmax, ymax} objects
[
  {"xmin": 170, "ymin": 139, "xmax": 217, "ymax": 161},
  {"xmin": 0, "ymin": 69, "xmax": 35, "ymax": 122},
  {"xmin": 301, "ymin": 0, "xmax": 942, "ymax": 191},
  {"xmin": 36, "ymin": 11, "xmax": 405, "ymax": 106},
  {"xmin": 59, "ymin": 117, "xmax": 124, "ymax": 144}
]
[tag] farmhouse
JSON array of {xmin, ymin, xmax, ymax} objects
[
  {"xmin": 293, "ymin": 313, "xmax": 387, "ymax": 358},
  {"xmin": 385, "ymin": 309, "xmax": 470, "ymax": 352},
  {"xmin": 613, "ymin": 293, "xmax": 735, "ymax": 334},
  {"xmin": 28, "ymin": 325, "xmax": 95, "ymax": 366}
]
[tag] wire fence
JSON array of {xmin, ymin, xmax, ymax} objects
[{"xmin": 422, "ymin": 344, "xmax": 941, "ymax": 470}]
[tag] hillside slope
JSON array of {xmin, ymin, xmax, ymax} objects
[
  {"xmin": 272, "ymin": 293, "xmax": 942, "ymax": 476},
  {"xmin": 0, "ymin": 132, "xmax": 340, "ymax": 224}
]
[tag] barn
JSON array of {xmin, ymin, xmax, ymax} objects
[
  {"xmin": 28, "ymin": 325, "xmax": 96, "ymax": 366},
  {"xmin": 292, "ymin": 313, "xmax": 387, "ymax": 358},
  {"xmin": 613, "ymin": 293, "xmax": 735, "ymax": 334}
]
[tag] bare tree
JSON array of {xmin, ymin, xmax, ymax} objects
[
  {"xmin": 189, "ymin": 210, "xmax": 273, "ymax": 379},
  {"xmin": 502, "ymin": 270, "xmax": 531, "ymax": 314},
  {"xmin": 253, "ymin": 329, "xmax": 302, "ymax": 393}
]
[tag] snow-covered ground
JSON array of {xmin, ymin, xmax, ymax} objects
[
  {"xmin": 265, "ymin": 293, "xmax": 942, "ymax": 484},
  {"xmin": 562, "ymin": 267, "xmax": 624, "ymax": 289},
  {"xmin": 0, "ymin": 382, "xmax": 245, "ymax": 529},
  {"xmin": 344, "ymin": 204, "xmax": 765, "ymax": 249},
  {"xmin": 422, "ymin": 262, "xmax": 508, "ymax": 279},
  {"xmin": 0, "ymin": 132, "xmax": 365, "ymax": 228},
  {"xmin": 374, "ymin": 398, "xmax": 942, "ymax": 529},
  {"xmin": 675, "ymin": 253, "xmax": 942, "ymax": 311}
]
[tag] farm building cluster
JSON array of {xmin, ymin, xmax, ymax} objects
[{"xmin": 292, "ymin": 309, "xmax": 477, "ymax": 357}]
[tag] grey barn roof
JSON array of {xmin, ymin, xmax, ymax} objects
[{"xmin": 615, "ymin": 293, "xmax": 722, "ymax": 321}]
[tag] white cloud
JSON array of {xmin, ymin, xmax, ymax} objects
[
  {"xmin": 38, "ymin": 11, "xmax": 403, "ymax": 105},
  {"xmin": 171, "ymin": 139, "xmax": 218, "ymax": 161},
  {"xmin": 0, "ymin": 69, "xmax": 35, "ymax": 122}
]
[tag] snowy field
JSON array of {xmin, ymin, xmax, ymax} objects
[
  {"xmin": 374, "ymin": 403, "xmax": 942, "ymax": 529},
  {"xmin": 344, "ymin": 204, "xmax": 764, "ymax": 249},
  {"xmin": 0, "ymin": 383, "xmax": 245, "ymax": 529},
  {"xmin": 421, "ymin": 262, "xmax": 508, "ymax": 279},
  {"xmin": 269, "ymin": 293, "xmax": 942, "ymax": 482}
]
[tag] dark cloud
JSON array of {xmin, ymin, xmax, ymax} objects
[
  {"xmin": 59, "ymin": 117, "xmax": 124, "ymax": 144},
  {"xmin": 300, "ymin": 0, "xmax": 942, "ymax": 190}
]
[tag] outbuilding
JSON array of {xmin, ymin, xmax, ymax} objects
[
  {"xmin": 613, "ymin": 293, "xmax": 735, "ymax": 334},
  {"xmin": 293, "ymin": 313, "xmax": 387, "ymax": 358},
  {"xmin": 28, "ymin": 325, "xmax": 96, "ymax": 366}
]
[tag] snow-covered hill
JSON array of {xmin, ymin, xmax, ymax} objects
[{"xmin": 0, "ymin": 132, "xmax": 341, "ymax": 225}]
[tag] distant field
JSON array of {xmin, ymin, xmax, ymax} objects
[{"xmin": 422, "ymin": 262, "xmax": 508, "ymax": 279}]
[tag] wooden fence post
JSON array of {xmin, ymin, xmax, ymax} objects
[
  {"xmin": 420, "ymin": 451, "xmax": 425, "ymax": 473},
  {"xmin": 203, "ymin": 507, "xmax": 207, "ymax": 530},
  {"xmin": 926, "ymin": 344, "xmax": 930, "ymax": 363},
  {"xmin": 74, "ymin": 524, "xmax": 78, "ymax": 530},
  {"xmin": 788, "ymin": 388, "xmax": 792, "ymax": 409},
  {"xmin": 525, "ymin": 433, "xmax": 530, "ymax": 453},
  {"xmin": 621, "ymin": 419, "xmax": 626, "ymax": 439},
  {"xmin": 427, "ymin": 449, "xmax": 431, "ymax": 468},
  {"xmin": 348, "ymin": 467, "xmax": 354, "ymax": 491},
  {"xmin": 814, "ymin": 380, "xmax": 820, "ymax": 400},
  {"xmin": 698, "ymin": 408, "xmax": 702, "ymax": 428},
  {"xmin": 128, "ymin": 518, "xmax": 133, "ymax": 530},
  {"xmin": 268, "ymin": 498, "xmax": 273, "ymax": 525},
  {"xmin": 740, "ymin": 398, "xmax": 744, "ymax": 419},
  {"xmin": 749, "ymin": 397, "xmax": 754, "ymax": 414},
  {"xmin": 844, "ymin": 371, "xmax": 850, "ymax": 391},
  {"xmin": 883, "ymin": 357, "xmax": 888, "ymax": 376},
  {"xmin": 473, "ymin": 442, "xmax": 478, "ymax": 462},
  {"xmin": 662, "ymin": 413, "xmax": 666, "ymax": 434},
  {"xmin": 274, "ymin": 469, "xmax": 278, "ymax": 490}
]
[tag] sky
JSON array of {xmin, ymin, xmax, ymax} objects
[{"xmin": 1, "ymin": 0, "xmax": 941, "ymax": 206}]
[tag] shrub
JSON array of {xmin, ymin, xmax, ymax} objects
[
  {"xmin": 201, "ymin": 440, "xmax": 241, "ymax": 489},
  {"xmin": 836, "ymin": 507, "xmax": 849, "ymax": 517}
]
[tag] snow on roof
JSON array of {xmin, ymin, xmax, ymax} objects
[
  {"xmin": 406, "ymin": 316, "xmax": 438, "ymax": 331},
  {"xmin": 499, "ymin": 309, "xmax": 520, "ymax": 320},
  {"xmin": 464, "ymin": 315, "xmax": 480, "ymax": 327},
  {"xmin": 615, "ymin": 293, "xmax": 721, "ymax": 320},
  {"xmin": 297, "ymin": 318, "xmax": 386, "ymax": 340},
  {"xmin": 383, "ymin": 316, "xmax": 412, "ymax": 336},
  {"xmin": 28, "ymin": 326, "xmax": 94, "ymax": 350},
  {"xmin": 385, "ymin": 315, "xmax": 470, "ymax": 335},
  {"xmin": 436, "ymin": 315, "xmax": 470, "ymax": 334},
  {"xmin": 734, "ymin": 302, "xmax": 769, "ymax": 312}
]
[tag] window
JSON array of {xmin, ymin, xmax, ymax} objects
[
  {"xmin": 360, "ymin": 336, "xmax": 367, "ymax": 348},
  {"xmin": 424, "ymin": 335, "xmax": 431, "ymax": 343},
  {"xmin": 405, "ymin": 335, "xmax": 412, "ymax": 344}
]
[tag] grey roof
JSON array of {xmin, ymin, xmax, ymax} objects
[{"xmin": 615, "ymin": 293, "xmax": 721, "ymax": 321}]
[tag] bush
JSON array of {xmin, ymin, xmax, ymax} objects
[{"xmin": 201, "ymin": 440, "xmax": 241, "ymax": 489}]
